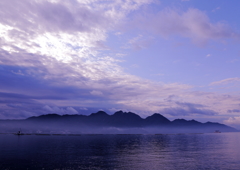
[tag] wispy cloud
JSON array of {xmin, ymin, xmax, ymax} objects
[
  {"xmin": 43, "ymin": 105, "xmax": 78, "ymax": 115},
  {"xmin": 206, "ymin": 54, "xmax": 211, "ymax": 58},
  {"xmin": 228, "ymin": 109, "xmax": 240, "ymax": 113},
  {"xmin": 129, "ymin": 8, "xmax": 239, "ymax": 45},
  {"xmin": 161, "ymin": 107, "xmax": 217, "ymax": 116},
  {"xmin": 210, "ymin": 77, "xmax": 240, "ymax": 86},
  {"xmin": 123, "ymin": 35, "xmax": 154, "ymax": 50},
  {"xmin": 212, "ymin": 7, "xmax": 221, "ymax": 13}
]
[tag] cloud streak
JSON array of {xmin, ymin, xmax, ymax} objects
[
  {"xmin": 129, "ymin": 8, "xmax": 239, "ymax": 44},
  {"xmin": 210, "ymin": 77, "xmax": 240, "ymax": 86}
]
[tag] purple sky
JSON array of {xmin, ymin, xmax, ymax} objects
[{"xmin": 0, "ymin": 0, "xmax": 240, "ymax": 128}]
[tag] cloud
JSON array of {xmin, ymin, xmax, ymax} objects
[
  {"xmin": 0, "ymin": 0, "xmax": 154, "ymax": 61},
  {"xmin": 161, "ymin": 107, "xmax": 217, "ymax": 116},
  {"xmin": 43, "ymin": 105, "xmax": 78, "ymax": 114},
  {"xmin": 206, "ymin": 54, "xmax": 211, "ymax": 58},
  {"xmin": 175, "ymin": 101, "xmax": 205, "ymax": 108},
  {"xmin": 129, "ymin": 8, "xmax": 238, "ymax": 45},
  {"xmin": 90, "ymin": 90, "xmax": 103, "ymax": 96},
  {"xmin": 0, "ymin": 0, "xmax": 123, "ymax": 35},
  {"xmin": 1, "ymin": 104, "xmax": 80, "ymax": 119},
  {"xmin": 212, "ymin": 7, "xmax": 221, "ymax": 13},
  {"xmin": 123, "ymin": 35, "xmax": 154, "ymax": 50},
  {"xmin": 228, "ymin": 109, "xmax": 240, "ymax": 113},
  {"xmin": 160, "ymin": 101, "xmax": 217, "ymax": 116},
  {"xmin": 224, "ymin": 117, "xmax": 240, "ymax": 125},
  {"xmin": 210, "ymin": 77, "xmax": 240, "ymax": 86},
  {"xmin": 66, "ymin": 107, "xmax": 78, "ymax": 114}
]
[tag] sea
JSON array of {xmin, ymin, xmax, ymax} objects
[{"xmin": 0, "ymin": 132, "xmax": 240, "ymax": 170}]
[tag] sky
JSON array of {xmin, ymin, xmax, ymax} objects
[{"xmin": 0, "ymin": 0, "xmax": 240, "ymax": 129}]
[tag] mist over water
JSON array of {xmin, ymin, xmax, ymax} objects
[
  {"xmin": 0, "ymin": 124, "xmax": 234, "ymax": 135},
  {"xmin": 1, "ymin": 133, "xmax": 240, "ymax": 170}
]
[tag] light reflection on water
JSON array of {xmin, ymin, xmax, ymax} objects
[{"xmin": 0, "ymin": 133, "xmax": 240, "ymax": 170}]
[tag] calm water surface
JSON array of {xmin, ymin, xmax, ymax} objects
[{"xmin": 0, "ymin": 133, "xmax": 240, "ymax": 170}]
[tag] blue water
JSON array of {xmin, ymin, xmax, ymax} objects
[{"xmin": 0, "ymin": 133, "xmax": 240, "ymax": 170}]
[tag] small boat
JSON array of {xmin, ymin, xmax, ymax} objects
[
  {"xmin": 15, "ymin": 129, "xmax": 24, "ymax": 135},
  {"xmin": 214, "ymin": 130, "xmax": 221, "ymax": 133}
]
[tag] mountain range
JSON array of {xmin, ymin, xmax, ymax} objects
[{"xmin": 0, "ymin": 111, "xmax": 238, "ymax": 134}]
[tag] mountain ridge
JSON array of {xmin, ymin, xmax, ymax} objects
[
  {"xmin": 22, "ymin": 110, "xmax": 238, "ymax": 133},
  {"xmin": 0, "ymin": 111, "xmax": 238, "ymax": 134}
]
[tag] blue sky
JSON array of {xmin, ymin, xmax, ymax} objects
[{"xmin": 0, "ymin": 0, "xmax": 240, "ymax": 129}]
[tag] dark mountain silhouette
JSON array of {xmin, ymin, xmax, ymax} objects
[
  {"xmin": 145, "ymin": 113, "xmax": 171, "ymax": 126},
  {"xmin": 172, "ymin": 119, "xmax": 202, "ymax": 126},
  {"xmin": 0, "ymin": 110, "xmax": 238, "ymax": 134},
  {"xmin": 28, "ymin": 113, "xmax": 61, "ymax": 120},
  {"xmin": 110, "ymin": 111, "xmax": 144, "ymax": 127}
]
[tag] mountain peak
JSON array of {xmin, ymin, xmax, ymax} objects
[
  {"xmin": 113, "ymin": 110, "xmax": 124, "ymax": 115},
  {"xmin": 90, "ymin": 111, "xmax": 108, "ymax": 116},
  {"xmin": 148, "ymin": 113, "xmax": 166, "ymax": 118},
  {"xmin": 145, "ymin": 113, "xmax": 171, "ymax": 125},
  {"xmin": 172, "ymin": 119, "xmax": 187, "ymax": 122},
  {"xmin": 112, "ymin": 111, "xmax": 142, "ymax": 119}
]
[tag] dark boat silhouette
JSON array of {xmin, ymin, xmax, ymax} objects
[{"xmin": 15, "ymin": 129, "xmax": 24, "ymax": 135}]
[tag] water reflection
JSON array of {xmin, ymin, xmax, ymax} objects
[{"xmin": 0, "ymin": 133, "xmax": 240, "ymax": 170}]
